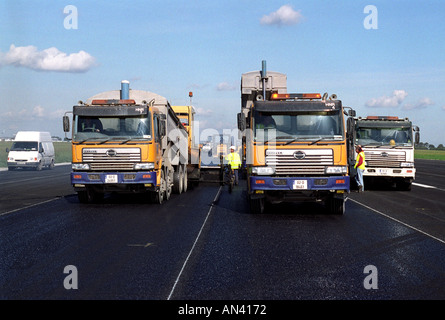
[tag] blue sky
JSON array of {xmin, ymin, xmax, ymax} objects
[{"xmin": 1, "ymin": 0, "xmax": 444, "ymax": 145}]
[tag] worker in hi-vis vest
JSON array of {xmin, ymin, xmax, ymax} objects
[
  {"xmin": 354, "ymin": 145, "xmax": 366, "ymax": 192},
  {"xmin": 225, "ymin": 146, "xmax": 242, "ymax": 185}
]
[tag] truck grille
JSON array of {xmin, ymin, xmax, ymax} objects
[
  {"xmin": 82, "ymin": 148, "xmax": 141, "ymax": 171},
  {"xmin": 364, "ymin": 150, "xmax": 406, "ymax": 168},
  {"xmin": 265, "ymin": 149, "xmax": 333, "ymax": 175}
]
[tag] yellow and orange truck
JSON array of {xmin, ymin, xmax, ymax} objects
[
  {"xmin": 238, "ymin": 61, "xmax": 355, "ymax": 214},
  {"xmin": 171, "ymin": 103, "xmax": 201, "ymax": 187},
  {"xmin": 63, "ymin": 80, "xmax": 188, "ymax": 203}
]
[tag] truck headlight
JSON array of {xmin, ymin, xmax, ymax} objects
[
  {"xmin": 134, "ymin": 162, "xmax": 155, "ymax": 170},
  {"xmin": 400, "ymin": 162, "xmax": 414, "ymax": 167},
  {"xmin": 72, "ymin": 163, "xmax": 90, "ymax": 170},
  {"xmin": 325, "ymin": 166, "xmax": 347, "ymax": 174},
  {"xmin": 252, "ymin": 166, "xmax": 275, "ymax": 175}
]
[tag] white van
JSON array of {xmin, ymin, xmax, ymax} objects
[{"xmin": 6, "ymin": 131, "xmax": 55, "ymax": 171}]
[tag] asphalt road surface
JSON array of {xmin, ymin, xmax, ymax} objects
[{"xmin": 1, "ymin": 159, "xmax": 444, "ymax": 304}]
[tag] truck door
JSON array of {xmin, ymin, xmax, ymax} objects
[{"xmin": 153, "ymin": 114, "xmax": 162, "ymax": 169}]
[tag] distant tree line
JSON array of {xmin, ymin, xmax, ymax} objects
[{"xmin": 416, "ymin": 142, "xmax": 445, "ymax": 150}]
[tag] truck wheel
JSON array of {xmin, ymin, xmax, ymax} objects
[
  {"xmin": 396, "ymin": 180, "xmax": 412, "ymax": 191},
  {"xmin": 249, "ymin": 196, "xmax": 264, "ymax": 214},
  {"xmin": 78, "ymin": 188, "xmax": 103, "ymax": 203},
  {"xmin": 153, "ymin": 170, "xmax": 167, "ymax": 204},
  {"xmin": 173, "ymin": 166, "xmax": 183, "ymax": 194},
  {"xmin": 165, "ymin": 168, "xmax": 172, "ymax": 201},
  {"xmin": 182, "ymin": 165, "xmax": 188, "ymax": 193},
  {"xmin": 35, "ymin": 161, "xmax": 43, "ymax": 171},
  {"xmin": 328, "ymin": 197, "xmax": 345, "ymax": 215},
  {"xmin": 78, "ymin": 191, "xmax": 89, "ymax": 203},
  {"xmin": 48, "ymin": 160, "xmax": 55, "ymax": 170},
  {"xmin": 153, "ymin": 190, "xmax": 164, "ymax": 204}
]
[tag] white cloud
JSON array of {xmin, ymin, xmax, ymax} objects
[
  {"xmin": 260, "ymin": 5, "xmax": 303, "ymax": 26},
  {"xmin": 195, "ymin": 107, "xmax": 213, "ymax": 116},
  {"xmin": 216, "ymin": 82, "xmax": 236, "ymax": 91},
  {"xmin": 0, "ymin": 44, "xmax": 96, "ymax": 73},
  {"xmin": 403, "ymin": 97, "xmax": 434, "ymax": 110},
  {"xmin": 365, "ymin": 90, "xmax": 408, "ymax": 108},
  {"xmin": 32, "ymin": 106, "xmax": 45, "ymax": 117},
  {"xmin": 2, "ymin": 105, "xmax": 64, "ymax": 120}
]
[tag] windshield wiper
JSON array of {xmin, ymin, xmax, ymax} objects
[
  {"xmin": 283, "ymin": 138, "xmax": 298, "ymax": 145},
  {"xmin": 362, "ymin": 143, "xmax": 382, "ymax": 148},
  {"xmin": 76, "ymin": 138, "xmax": 93, "ymax": 144},
  {"xmin": 310, "ymin": 138, "xmax": 326, "ymax": 145}
]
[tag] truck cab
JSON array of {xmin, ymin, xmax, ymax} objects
[
  {"xmin": 239, "ymin": 62, "xmax": 354, "ymax": 214},
  {"xmin": 347, "ymin": 116, "xmax": 420, "ymax": 190},
  {"xmin": 64, "ymin": 81, "xmax": 188, "ymax": 203}
]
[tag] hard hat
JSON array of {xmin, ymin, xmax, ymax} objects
[{"xmin": 230, "ymin": 145, "xmax": 235, "ymax": 150}]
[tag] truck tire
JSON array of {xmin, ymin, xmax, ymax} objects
[
  {"xmin": 35, "ymin": 161, "xmax": 43, "ymax": 171},
  {"xmin": 77, "ymin": 188, "xmax": 103, "ymax": 204},
  {"xmin": 396, "ymin": 180, "xmax": 412, "ymax": 191},
  {"xmin": 153, "ymin": 170, "xmax": 166, "ymax": 204},
  {"xmin": 249, "ymin": 196, "xmax": 264, "ymax": 214},
  {"xmin": 328, "ymin": 196, "xmax": 345, "ymax": 215},
  {"xmin": 182, "ymin": 165, "xmax": 188, "ymax": 193},
  {"xmin": 165, "ymin": 168, "xmax": 172, "ymax": 201},
  {"xmin": 48, "ymin": 160, "xmax": 55, "ymax": 170},
  {"xmin": 173, "ymin": 166, "xmax": 183, "ymax": 194}
]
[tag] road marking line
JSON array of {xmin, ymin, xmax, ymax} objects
[
  {"xmin": 127, "ymin": 242, "xmax": 154, "ymax": 248},
  {"xmin": 348, "ymin": 198, "xmax": 445, "ymax": 245},
  {"xmin": 167, "ymin": 186, "xmax": 222, "ymax": 300},
  {"xmin": 0, "ymin": 173, "xmax": 71, "ymax": 185},
  {"xmin": 412, "ymin": 182, "xmax": 436, "ymax": 189},
  {"xmin": 412, "ymin": 182, "xmax": 445, "ymax": 192},
  {"xmin": 0, "ymin": 197, "xmax": 60, "ymax": 217}
]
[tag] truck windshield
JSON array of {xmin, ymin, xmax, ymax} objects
[
  {"xmin": 253, "ymin": 111, "xmax": 344, "ymax": 143},
  {"xmin": 73, "ymin": 114, "xmax": 152, "ymax": 142},
  {"xmin": 10, "ymin": 141, "xmax": 38, "ymax": 151},
  {"xmin": 357, "ymin": 126, "xmax": 413, "ymax": 147}
]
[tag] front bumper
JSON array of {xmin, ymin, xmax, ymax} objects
[
  {"xmin": 71, "ymin": 171, "xmax": 157, "ymax": 189},
  {"xmin": 249, "ymin": 176, "xmax": 350, "ymax": 192},
  {"xmin": 364, "ymin": 167, "xmax": 415, "ymax": 178},
  {"xmin": 7, "ymin": 161, "xmax": 39, "ymax": 168}
]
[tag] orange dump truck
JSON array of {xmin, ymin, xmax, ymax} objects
[
  {"xmin": 63, "ymin": 81, "xmax": 188, "ymax": 203},
  {"xmin": 171, "ymin": 104, "xmax": 201, "ymax": 187},
  {"xmin": 238, "ymin": 61, "xmax": 355, "ymax": 214}
]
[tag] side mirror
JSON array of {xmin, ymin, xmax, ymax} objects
[
  {"xmin": 237, "ymin": 113, "xmax": 246, "ymax": 131},
  {"xmin": 415, "ymin": 132, "xmax": 420, "ymax": 145},
  {"xmin": 160, "ymin": 120, "xmax": 166, "ymax": 137},
  {"xmin": 63, "ymin": 115, "xmax": 70, "ymax": 132},
  {"xmin": 348, "ymin": 109, "xmax": 356, "ymax": 117}
]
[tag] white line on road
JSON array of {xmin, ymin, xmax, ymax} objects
[
  {"xmin": 0, "ymin": 173, "xmax": 71, "ymax": 185},
  {"xmin": 412, "ymin": 182, "xmax": 445, "ymax": 192},
  {"xmin": 167, "ymin": 186, "xmax": 222, "ymax": 300},
  {"xmin": 348, "ymin": 198, "xmax": 445, "ymax": 245},
  {"xmin": 0, "ymin": 197, "xmax": 60, "ymax": 217}
]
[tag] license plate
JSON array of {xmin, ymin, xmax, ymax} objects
[
  {"xmin": 293, "ymin": 180, "xmax": 307, "ymax": 190},
  {"xmin": 378, "ymin": 169, "xmax": 388, "ymax": 175},
  {"xmin": 105, "ymin": 174, "xmax": 118, "ymax": 183}
]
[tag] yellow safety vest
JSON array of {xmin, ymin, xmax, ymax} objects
[
  {"xmin": 226, "ymin": 152, "xmax": 241, "ymax": 169},
  {"xmin": 355, "ymin": 151, "xmax": 365, "ymax": 170}
]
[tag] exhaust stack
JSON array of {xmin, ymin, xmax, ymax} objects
[{"xmin": 120, "ymin": 80, "xmax": 130, "ymax": 100}]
